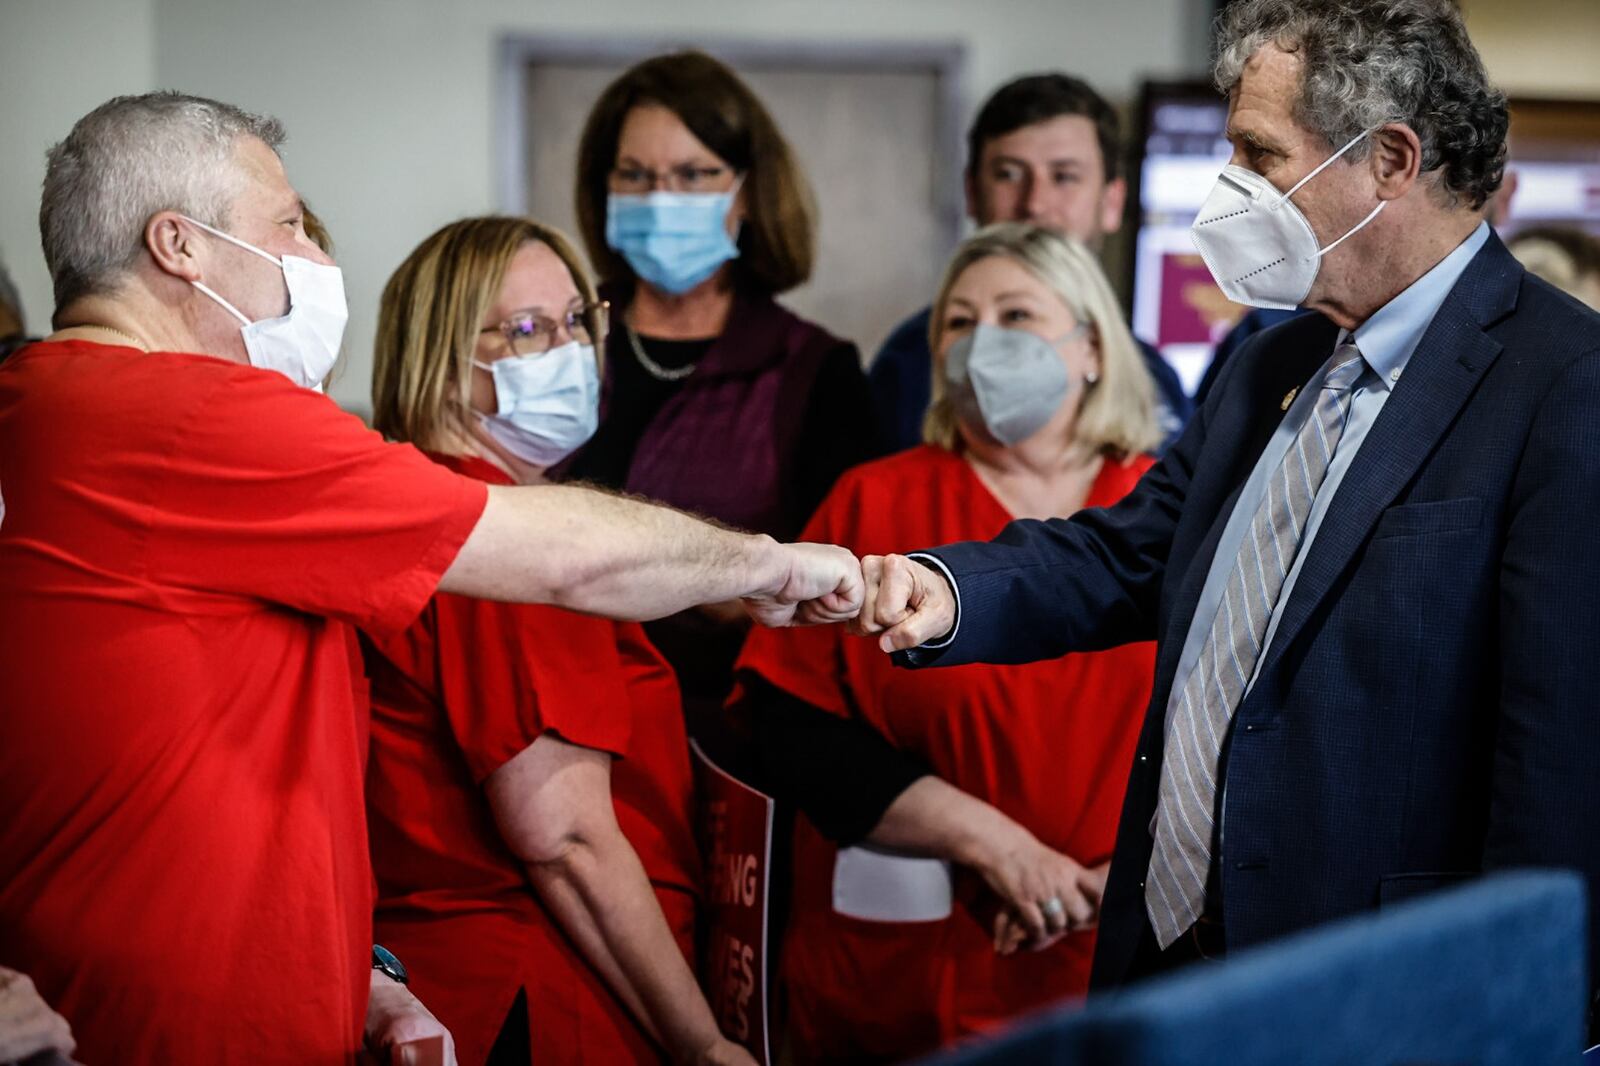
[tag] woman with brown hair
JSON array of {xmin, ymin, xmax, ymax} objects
[
  {"xmin": 564, "ymin": 50, "xmax": 881, "ymax": 715},
  {"xmin": 365, "ymin": 215, "xmax": 752, "ymax": 1066}
]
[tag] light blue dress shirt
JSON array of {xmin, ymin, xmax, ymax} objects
[{"xmin": 1167, "ymin": 221, "xmax": 1491, "ymax": 706}]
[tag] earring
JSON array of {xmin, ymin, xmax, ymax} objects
[{"xmin": 1085, "ymin": 371, "xmax": 1100, "ymax": 385}]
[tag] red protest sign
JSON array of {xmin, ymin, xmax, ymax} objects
[{"xmin": 692, "ymin": 740, "xmax": 775, "ymax": 1066}]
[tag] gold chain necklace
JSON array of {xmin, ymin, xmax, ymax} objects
[{"xmin": 77, "ymin": 324, "xmax": 148, "ymax": 351}]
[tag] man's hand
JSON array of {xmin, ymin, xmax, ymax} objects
[
  {"xmin": 742, "ymin": 542, "xmax": 864, "ymax": 628},
  {"xmin": 365, "ymin": 973, "xmax": 457, "ymax": 1066},
  {"xmin": 849, "ymin": 554, "xmax": 957, "ymax": 652},
  {"xmin": 0, "ymin": 966, "xmax": 78, "ymax": 1065}
]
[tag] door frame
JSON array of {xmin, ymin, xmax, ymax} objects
[{"xmin": 495, "ymin": 33, "xmax": 969, "ymax": 250}]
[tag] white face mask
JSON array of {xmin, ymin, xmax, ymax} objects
[
  {"xmin": 474, "ymin": 340, "xmax": 600, "ymax": 467},
  {"xmin": 182, "ymin": 215, "xmax": 349, "ymax": 390},
  {"xmin": 1190, "ymin": 128, "xmax": 1386, "ymax": 310}
]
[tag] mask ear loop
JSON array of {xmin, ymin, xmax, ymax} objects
[
  {"xmin": 1052, "ymin": 321, "xmax": 1091, "ymax": 346},
  {"xmin": 1055, "ymin": 320, "xmax": 1099, "ymax": 384},
  {"xmin": 1268, "ymin": 127, "xmax": 1388, "ymax": 259},
  {"xmin": 191, "ymin": 281, "xmax": 253, "ymax": 327},
  {"xmin": 1315, "ymin": 200, "xmax": 1386, "ymax": 258},
  {"xmin": 180, "ymin": 214, "xmax": 286, "ymax": 327},
  {"xmin": 723, "ymin": 173, "xmax": 747, "ymax": 244},
  {"xmin": 179, "ymin": 214, "xmax": 285, "ymax": 268},
  {"xmin": 1271, "ymin": 126, "xmax": 1381, "ymax": 210}
]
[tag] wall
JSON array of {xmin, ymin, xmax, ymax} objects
[
  {"xmin": 7, "ymin": 1, "xmax": 1596, "ymax": 411},
  {"xmin": 0, "ymin": 0, "xmax": 156, "ymax": 334},
  {"xmin": 1463, "ymin": 0, "xmax": 1600, "ymax": 101},
  {"xmin": 149, "ymin": 0, "xmax": 1207, "ymax": 413},
  {"xmin": 521, "ymin": 56, "xmax": 958, "ymax": 363}
]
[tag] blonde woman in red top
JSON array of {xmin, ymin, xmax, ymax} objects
[
  {"xmin": 365, "ymin": 216, "xmax": 752, "ymax": 1066},
  {"xmin": 736, "ymin": 223, "xmax": 1164, "ymax": 1062}
]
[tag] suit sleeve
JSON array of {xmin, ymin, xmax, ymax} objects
[
  {"xmin": 1488, "ymin": 345, "xmax": 1600, "ymax": 994},
  {"xmin": 901, "ymin": 361, "xmax": 1232, "ymax": 669}
]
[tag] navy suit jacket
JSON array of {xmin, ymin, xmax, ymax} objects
[{"xmin": 910, "ymin": 233, "xmax": 1600, "ymax": 993}]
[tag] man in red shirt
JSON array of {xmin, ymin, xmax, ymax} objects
[{"xmin": 0, "ymin": 91, "xmax": 861, "ymax": 1066}]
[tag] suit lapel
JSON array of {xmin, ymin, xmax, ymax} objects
[{"xmin": 1255, "ymin": 237, "xmax": 1522, "ymax": 681}]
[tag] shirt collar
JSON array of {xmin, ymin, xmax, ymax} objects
[{"xmin": 1338, "ymin": 220, "xmax": 1491, "ymax": 391}]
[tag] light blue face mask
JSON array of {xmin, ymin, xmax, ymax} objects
[
  {"xmin": 605, "ymin": 178, "xmax": 743, "ymax": 295},
  {"xmin": 473, "ymin": 340, "xmax": 600, "ymax": 468}
]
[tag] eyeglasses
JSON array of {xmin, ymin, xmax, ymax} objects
[
  {"xmin": 609, "ymin": 163, "xmax": 737, "ymax": 195},
  {"xmin": 479, "ymin": 301, "xmax": 609, "ymax": 357}
]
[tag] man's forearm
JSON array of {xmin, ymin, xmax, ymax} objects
[{"xmin": 441, "ymin": 484, "xmax": 788, "ymax": 620}]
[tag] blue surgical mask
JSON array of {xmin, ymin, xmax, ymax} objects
[
  {"xmin": 605, "ymin": 179, "xmax": 743, "ymax": 295},
  {"xmin": 473, "ymin": 340, "xmax": 600, "ymax": 467}
]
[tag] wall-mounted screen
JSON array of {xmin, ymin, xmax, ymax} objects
[{"xmin": 1126, "ymin": 86, "xmax": 1600, "ymax": 395}]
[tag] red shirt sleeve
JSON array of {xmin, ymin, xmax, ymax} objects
[
  {"xmin": 735, "ymin": 472, "xmax": 861, "ymax": 719},
  {"xmin": 142, "ymin": 363, "xmax": 487, "ymax": 635},
  {"xmin": 434, "ymin": 596, "xmax": 634, "ymax": 783}
]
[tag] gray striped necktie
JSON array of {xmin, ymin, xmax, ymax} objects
[{"xmin": 1145, "ymin": 341, "xmax": 1367, "ymax": 948}]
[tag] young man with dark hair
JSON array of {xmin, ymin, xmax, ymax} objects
[{"xmin": 869, "ymin": 73, "xmax": 1192, "ymax": 452}]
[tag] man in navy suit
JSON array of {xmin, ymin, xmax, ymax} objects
[{"xmin": 851, "ymin": 0, "xmax": 1600, "ymax": 1018}]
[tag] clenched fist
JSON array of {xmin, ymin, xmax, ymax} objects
[
  {"xmin": 742, "ymin": 542, "xmax": 865, "ymax": 628},
  {"xmin": 848, "ymin": 554, "xmax": 958, "ymax": 652}
]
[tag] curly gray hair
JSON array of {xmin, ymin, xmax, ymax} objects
[
  {"xmin": 1214, "ymin": 0, "xmax": 1508, "ymax": 210},
  {"xmin": 40, "ymin": 92, "xmax": 285, "ymax": 316}
]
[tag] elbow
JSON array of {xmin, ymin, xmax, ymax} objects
[
  {"xmin": 516, "ymin": 828, "xmax": 596, "ymax": 873},
  {"xmin": 514, "ymin": 821, "xmax": 618, "ymax": 887},
  {"xmin": 536, "ymin": 572, "xmax": 592, "ymax": 614}
]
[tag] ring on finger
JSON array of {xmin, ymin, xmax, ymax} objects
[{"xmin": 1040, "ymin": 897, "xmax": 1066, "ymax": 920}]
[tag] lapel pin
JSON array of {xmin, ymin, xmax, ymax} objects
[{"xmin": 1281, "ymin": 387, "xmax": 1298, "ymax": 411}]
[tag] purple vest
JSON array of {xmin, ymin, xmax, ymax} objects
[{"xmin": 605, "ymin": 288, "xmax": 847, "ymax": 540}]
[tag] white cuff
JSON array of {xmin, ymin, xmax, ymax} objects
[{"xmin": 906, "ymin": 552, "xmax": 960, "ymax": 650}]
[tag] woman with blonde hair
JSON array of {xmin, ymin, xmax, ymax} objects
[
  {"xmin": 734, "ymin": 222, "xmax": 1162, "ymax": 1061},
  {"xmin": 364, "ymin": 215, "xmax": 752, "ymax": 1066}
]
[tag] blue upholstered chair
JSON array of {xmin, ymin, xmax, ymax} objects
[{"xmin": 925, "ymin": 871, "xmax": 1587, "ymax": 1066}]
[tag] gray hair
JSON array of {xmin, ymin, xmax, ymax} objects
[
  {"xmin": 1214, "ymin": 0, "xmax": 1508, "ymax": 210},
  {"xmin": 40, "ymin": 91, "xmax": 285, "ymax": 314}
]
